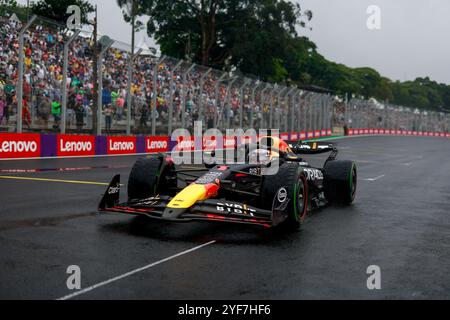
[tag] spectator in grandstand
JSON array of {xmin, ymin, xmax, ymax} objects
[
  {"xmin": 104, "ymin": 105, "xmax": 114, "ymax": 131},
  {"xmin": 137, "ymin": 100, "xmax": 149, "ymax": 130},
  {"xmin": 0, "ymin": 93, "xmax": 5, "ymax": 125},
  {"xmin": 116, "ymin": 94, "xmax": 125, "ymax": 120},
  {"xmin": 37, "ymin": 94, "xmax": 51, "ymax": 129},
  {"xmin": 3, "ymin": 80, "xmax": 15, "ymax": 125},
  {"xmin": 52, "ymin": 99, "xmax": 61, "ymax": 130},
  {"xmin": 22, "ymin": 98, "xmax": 31, "ymax": 129},
  {"xmin": 102, "ymin": 87, "xmax": 112, "ymax": 107},
  {"xmin": 75, "ymin": 103, "xmax": 85, "ymax": 131}
]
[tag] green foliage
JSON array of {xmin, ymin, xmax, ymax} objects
[
  {"xmin": 117, "ymin": 0, "xmax": 311, "ymax": 76},
  {"xmin": 0, "ymin": 0, "xmax": 32, "ymax": 21},
  {"xmin": 0, "ymin": 0, "xmax": 17, "ymax": 8},
  {"xmin": 0, "ymin": 0, "xmax": 19, "ymax": 16},
  {"xmin": 31, "ymin": 0, "xmax": 95, "ymax": 25},
  {"xmin": 115, "ymin": 0, "xmax": 450, "ymax": 111}
]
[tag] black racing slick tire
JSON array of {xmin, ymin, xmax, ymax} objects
[
  {"xmin": 324, "ymin": 160, "xmax": 357, "ymax": 205},
  {"xmin": 128, "ymin": 155, "xmax": 176, "ymax": 201},
  {"xmin": 261, "ymin": 163, "xmax": 309, "ymax": 231}
]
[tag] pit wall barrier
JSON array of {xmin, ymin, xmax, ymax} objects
[{"xmin": 0, "ymin": 130, "xmax": 333, "ymax": 160}]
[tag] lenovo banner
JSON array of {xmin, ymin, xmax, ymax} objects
[
  {"xmin": 300, "ymin": 132, "xmax": 307, "ymax": 140},
  {"xmin": 173, "ymin": 136, "xmax": 195, "ymax": 152},
  {"xmin": 224, "ymin": 136, "xmax": 237, "ymax": 149},
  {"xmin": 280, "ymin": 133, "xmax": 290, "ymax": 141},
  {"xmin": 57, "ymin": 135, "xmax": 95, "ymax": 157},
  {"xmin": 0, "ymin": 133, "xmax": 41, "ymax": 159},
  {"xmin": 107, "ymin": 136, "xmax": 137, "ymax": 155},
  {"xmin": 146, "ymin": 136, "xmax": 169, "ymax": 153},
  {"xmin": 290, "ymin": 132, "xmax": 299, "ymax": 141},
  {"xmin": 203, "ymin": 136, "xmax": 219, "ymax": 151}
]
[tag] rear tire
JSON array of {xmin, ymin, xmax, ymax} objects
[
  {"xmin": 324, "ymin": 160, "xmax": 357, "ymax": 205},
  {"xmin": 261, "ymin": 163, "xmax": 309, "ymax": 231},
  {"xmin": 128, "ymin": 155, "xmax": 176, "ymax": 201}
]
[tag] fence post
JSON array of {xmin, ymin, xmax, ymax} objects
[
  {"xmin": 319, "ymin": 95, "xmax": 325, "ymax": 131},
  {"xmin": 239, "ymin": 78, "xmax": 251, "ymax": 129},
  {"xmin": 199, "ymin": 68, "xmax": 212, "ymax": 126},
  {"xmin": 250, "ymin": 82, "xmax": 262, "ymax": 130},
  {"xmin": 214, "ymin": 73, "xmax": 228, "ymax": 129},
  {"xmin": 181, "ymin": 63, "xmax": 196, "ymax": 129},
  {"xmin": 226, "ymin": 78, "xmax": 238, "ymax": 130},
  {"xmin": 292, "ymin": 90, "xmax": 303, "ymax": 131},
  {"xmin": 125, "ymin": 48, "xmax": 143, "ymax": 135},
  {"xmin": 309, "ymin": 94, "xmax": 316, "ymax": 132},
  {"xmin": 286, "ymin": 87, "xmax": 296, "ymax": 132},
  {"xmin": 151, "ymin": 56, "xmax": 167, "ymax": 136},
  {"xmin": 280, "ymin": 87, "xmax": 291, "ymax": 132},
  {"xmin": 303, "ymin": 93, "xmax": 309, "ymax": 132},
  {"xmin": 61, "ymin": 30, "xmax": 81, "ymax": 134},
  {"xmin": 16, "ymin": 15, "xmax": 37, "ymax": 133},
  {"xmin": 96, "ymin": 38, "xmax": 114, "ymax": 136},
  {"xmin": 269, "ymin": 85, "xmax": 278, "ymax": 129},
  {"xmin": 168, "ymin": 60, "xmax": 183, "ymax": 135},
  {"xmin": 329, "ymin": 95, "xmax": 334, "ymax": 132},
  {"xmin": 320, "ymin": 94, "xmax": 326, "ymax": 131}
]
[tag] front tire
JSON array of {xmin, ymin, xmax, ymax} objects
[
  {"xmin": 261, "ymin": 163, "xmax": 309, "ymax": 231},
  {"xmin": 128, "ymin": 155, "xmax": 176, "ymax": 201}
]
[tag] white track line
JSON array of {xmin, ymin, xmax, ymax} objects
[
  {"xmin": 361, "ymin": 175, "xmax": 386, "ymax": 182},
  {"xmin": 57, "ymin": 241, "xmax": 216, "ymax": 300}
]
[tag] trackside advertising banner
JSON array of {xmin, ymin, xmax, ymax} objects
[
  {"xmin": 347, "ymin": 129, "xmax": 450, "ymax": 138},
  {"xmin": 107, "ymin": 136, "xmax": 137, "ymax": 155},
  {"xmin": 0, "ymin": 133, "xmax": 41, "ymax": 159},
  {"xmin": 57, "ymin": 135, "xmax": 95, "ymax": 157},
  {"xmin": 146, "ymin": 136, "xmax": 169, "ymax": 153},
  {"xmin": 173, "ymin": 136, "xmax": 195, "ymax": 152},
  {"xmin": 280, "ymin": 133, "xmax": 290, "ymax": 141},
  {"xmin": 203, "ymin": 136, "xmax": 219, "ymax": 151}
]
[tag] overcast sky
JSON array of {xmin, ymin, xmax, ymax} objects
[
  {"xmin": 17, "ymin": 0, "xmax": 450, "ymax": 84},
  {"xmin": 297, "ymin": 0, "xmax": 450, "ymax": 84}
]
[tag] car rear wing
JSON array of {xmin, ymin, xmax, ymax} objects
[{"xmin": 288, "ymin": 141, "xmax": 337, "ymax": 155}]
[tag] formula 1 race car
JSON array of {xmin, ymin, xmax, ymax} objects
[{"xmin": 99, "ymin": 136, "xmax": 357, "ymax": 231}]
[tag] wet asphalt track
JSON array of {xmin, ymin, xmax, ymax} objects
[{"xmin": 1, "ymin": 135, "xmax": 450, "ymax": 300}]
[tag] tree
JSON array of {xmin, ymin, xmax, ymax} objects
[
  {"xmin": 0, "ymin": 0, "xmax": 17, "ymax": 8},
  {"xmin": 31, "ymin": 0, "xmax": 94, "ymax": 25},
  {"xmin": 0, "ymin": 0, "xmax": 20, "ymax": 16},
  {"xmin": 116, "ymin": 0, "xmax": 145, "ymax": 55},
  {"xmin": 117, "ymin": 0, "xmax": 312, "ymax": 80}
]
